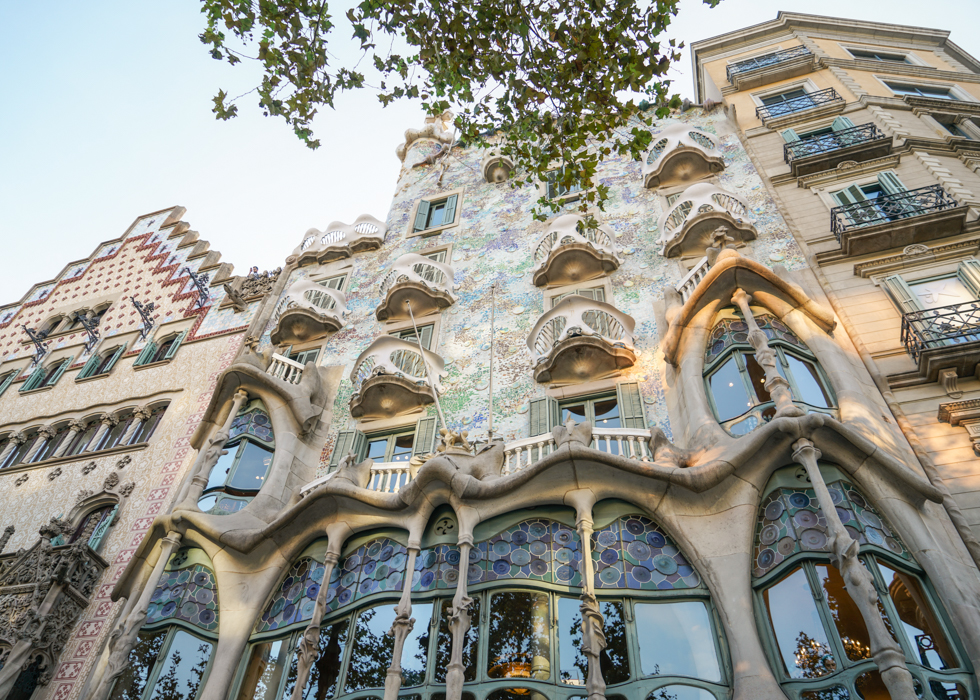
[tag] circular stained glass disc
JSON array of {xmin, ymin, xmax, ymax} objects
[
  {"xmin": 193, "ymin": 572, "xmax": 210, "ymax": 587},
  {"xmin": 420, "ymin": 571, "xmax": 435, "ymax": 588},
  {"xmin": 625, "ymin": 519, "xmax": 645, "ymax": 535},
  {"xmin": 555, "ymin": 548, "xmax": 573, "ymax": 564},
  {"xmin": 789, "ymin": 493, "xmax": 810, "ymax": 509},
  {"xmin": 344, "ymin": 555, "xmax": 360, "ymax": 571},
  {"xmin": 362, "ymin": 560, "xmax": 377, "ymax": 576},
  {"xmin": 764, "ymin": 500, "xmax": 785, "ymax": 521},
  {"xmin": 375, "ymin": 564, "xmax": 389, "ymax": 579},
  {"xmin": 599, "ymin": 566, "xmax": 621, "ymax": 585},
  {"xmin": 529, "ymin": 560, "xmax": 548, "ymax": 576},
  {"xmin": 469, "ymin": 548, "xmax": 483, "ymax": 563},
  {"xmin": 446, "ymin": 550, "xmax": 461, "ymax": 565},
  {"xmin": 848, "ymin": 491, "xmax": 867, "ymax": 508},
  {"xmin": 420, "ymin": 551, "xmax": 437, "ymax": 569},
  {"xmin": 631, "ymin": 566, "xmax": 652, "ymax": 583},
  {"xmin": 777, "ymin": 537, "xmax": 796, "ymax": 555},
  {"xmin": 556, "ymin": 565, "xmax": 574, "ymax": 582},
  {"xmin": 341, "ymin": 572, "xmax": 357, "ymax": 588},
  {"xmin": 528, "ymin": 523, "xmax": 547, "ymax": 539},
  {"xmin": 359, "ymin": 579, "xmax": 375, "ymax": 594},
  {"xmin": 865, "ymin": 527, "xmax": 884, "ymax": 546},
  {"xmin": 180, "ymin": 601, "xmax": 199, "ymax": 619},
  {"xmin": 794, "ymin": 510, "xmax": 818, "ymax": 528},
  {"xmin": 861, "ymin": 511, "xmax": 882, "ymax": 529},
  {"xmin": 198, "ymin": 608, "xmax": 216, "ymax": 625},
  {"xmin": 528, "ymin": 540, "xmax": 547, "ymax": 556},
  {"xmin": 287, "ymin": 582, "xmax": 303, "ymax": 600},
  {"xmin": 386, "ymin": 572, "xmax": 402, "ymax": 588},
  {"xmin": 757, "ymin": 549, "xmax": 775, "ymax": 569},
  {"xmin": 511, "ymin": 530, "xmax": 528, "ymax": 545},
  {"xmin": 828, "ymin": 488, "xmax": 844, "ymax": 504},
  {"xmin": 467, "ymin": 565, "xmax": 482, "ymax": 581},
  {"xmin": 600, "ymin": 549, "xmax": 619, "ymax": 565},
  {"xmin": 511, "ymin": 549, "xmax": 531, "ymax": 566},
  {"xmin": 886, "ymin": 537, "xmax": 903, "ymax": 554},
  {"xmin": 301, "ymin": 600, "xmax": 316, "ymax": 618},
  {"xmin": 380, "ymin": 546, "xmax": 394, "ymax": 562},
  {"xmin": 627, "ymin": 541, "xmax": 652, "ymax": 561},
  {"xmin": 646, "ymin": 531, "xmax": 666, "ymax": 549},
  {"xmin": 597, "ymin": 530, "xmax": 618, "ymax": 548},
  {"xmin": 367, "ymin": 542, "xmax": 383, "ymax": 558},
  {"xmin": 338, "ymin": 589, "xmax": 353, "ymax": 605},
  {"xmin": 306, "ymin": 584, "xmax": 319, "ymax": 601},
  {"xmin": 271, "ymin": 599, "xmax": 285, "ymax": 616},
  {"xmin": 555, "ymin": 530, "xmax": 574, "ymax": 546},
  {"xmin": 493, "ymin": 541, "xmax": 511, "ymax": 557},
  {"xmin": 836, "ymin": 507, "xmax": 852, "ymax": 524},
  {"xmin": 445, "ymin": 569, "xmax": 459, "ymax": 584},
  {"xmin": 800, "ymin": 529, "xmax": 827, "ymax": 550},
  {"xmin": 760, "ymin": 525, "xmax": 779, "ymax": 546},
  {"xmin": 493, "ymin": 560, "xmax": 511, "ymax": 575},
  {"xmin": 653, "ymin": 554, "xmax": 678, "ymax": 575},
  {"xmin": 389, "ymin": 553, "xmax": 407, "ymax": 571}
]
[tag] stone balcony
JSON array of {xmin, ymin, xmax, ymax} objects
[
  {"xmin": 657, "ymin": 183, "xmax": 756, "ymax": 259},
  {"xmin": 898, "ymin": 300, "xmax": 980, "ymax": 384},
  {"xmin": 726, "ymin": 46, "xmax": 817, "ymax": 91},
  {"xmin": 270, "ymin": 279, "xmax": 347, "ymax": 345},
  {"xmin": 527, "ymin": 296, "xmax": 636, "ymax": 385},
  {"xmin": 290, "ymin": 215, "xmax": 386, "ymax": 266},
  {"xmin": 349, "ymin": 336, "xmax": 447, "ymax": 419},
  {"xmin": 642, "ymin": 124, "xmax": 725, "ymax": 189},
  {"xmin": 531, "ymin": 214, "xmax": 621, "ymax": 287},
  {"xmin": 376, "ymin": 253, "xmax": 457, "ymax": 321}
]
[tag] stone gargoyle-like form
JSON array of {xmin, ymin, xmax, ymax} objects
[
  {"xmin": 271, "ymin": 279, "xmax": 348, "ymax": 345},
  {"xmin": 396, "ymin": 111, "xmax": 455, "ymax": 162},
  {"xmin": 527, "ymin": 295, "xmax": 636, "ymax": 385},
  {"xmin": 481, "ymin": 148, "xmax": 515, "ymax": 183},
  {"xmin": 332, "ymin": 453, "xmax": 375, "ymax": 490},
  {"xmin": 376, "ymin": 253, "xmax": 457, "ymax": 322},
  {"xmin": 657, "ymin": 182, "xmax": 757, "ymax": 258},
  {"xmin": 643, "ymin": 123, "xmax": 725, "ymax": 188},
  {"xmin": 290, "ymin": 215, "xmax": 386, "ymax": 265},
  {"xmin": 349, "ymin": 336, "xmax": 448, "ymax": 419},
  {"xmin": 531, "ymin": 214, "xmax": 622, "ymax": 288}
]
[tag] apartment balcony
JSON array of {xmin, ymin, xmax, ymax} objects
[
  {"xmin": 657, "ymin": 183, "xmax": 757, "ymax": 259},
  {"xmin": 643, "ymin": 124, "xmax": 725, "ymax": 189},
  {"xmin": 290, "ymin": 215, "xmax": 386, "ymax": 265},
  {"xmin": 902, "ymin": 301, "xmax": 980, "ymax": 382},
  {"xmin": 267, "ymin": 353, "xmax": 305, "ymax": 385},
  {"xmin": 376, "ymin": 253, "xmax": 457, "ymax": 321},
  {"xmin": 783, "ymin": 123, "xmax": 892, "ymax": 177},
  {"xmin": 676, "ymin": 256, "xmax": 711, "ymax": 304},
  {"xmin": 349, "ymin": 336, "xmax": 447, "ymax": 419},
  {"xmin": 756, "ymin": 88, "xmax": 845, "ymax": 128},
  {"xmin": 830, "ymin": 185, "xmax": 966, "ymax": 257},
  {"xmin": 727, "ymin": 46, "xmax": 817, "ymax": 91},
  {"xmin": 527, "ymin": 296, "xmax": 636, "ymax": 385},
  {"xmin": 270, "ymin": 279, "xmax": 347, "ymax": 345},
  {"xmin": 531, "ymin": 214, "xmax": 621, "ymax": 287}
]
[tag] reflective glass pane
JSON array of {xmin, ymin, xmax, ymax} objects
[
  {"xmin": 762, "ymin": 568, "xmax": 836, "ymax": 678},
  {"xmin": 786, "ymin": 356, "xmax": 832, "ymax": 408},
  {"xmin": 854, "ymin": 670, "xmax": 890, "ymax": 700},
  {"xmin": 345, "ymin": 605, "xmax": 396, "ymax": 691},
  {"xmin": 561, "ymin": 403, "xmax": 588, "ymax": 423},
  {"xmin": 708, "ymin": 359, "xmax": 752, "ymax": 421},
  {"xmin": 146, "ymin": 630, "xmax": 213, "ymax": 700},
  {"xmin": 929, "ymin": 680, "xmax": 969, "ymax": 700},
  {"xmin": 401, "ymin": 602, "xmax": 433, "ymax": 686},
  {"xmin": 236, "ymin": 639, "xmax": 290, "ymax": 700},
  {"xmin": 281, "ymin": 617, "xmax": 349, "ymax": 700},
  {"xmin": 435, "ymin": 597, "xmax": 480, "ymax": 683},
  {"xmin": 634, "ymin": 601, "xmax": 720, "ymax": 681},
  {"xmin": 799, "ymin": 687, "xmax": 850, "ymax": 700},
  {"xmin": 744, "ymin": 354, "xmax": 773, "ymax": 404},
  {"xmin": 366, "ymin": 438, "xmax": 388, "ymax": 461},
  {"xmin": 487, "ymin": 592, "xmax": 551, "ymax": 681},
  {"xmin": 875, "ymin": 561, "xmax": 956, "ymax": 670},
  {"xmin": 391, "ymin": 434, "xmax": 414, "ymax": 463},
  {"xmin": 227, "ymin": 441, "xmax": 274, "ymax": 491},
  {"xmin": 108, "ymin": 629, "xmax": 168, "ymax": 700},
  {"xmin": 593, "ymin": 399, "xmax": 621, "ymax": 429},
  {"xmin": 206, "ymin": 449, "xmax": 237, "ymax": 491},
  {"xmin": 558, "ymin": 597, "xmax": 630, "ymax": 686},
  {"xmin": 428, "ymin": 202, "xmax": 446, "ymax": 228},
  {"xmin": 645, "ymin": 686, "xmax": 716, "ymax": 700},
  {"xmin": 813, "ymin": 565, "xmax": 872, "ymax": 662}
]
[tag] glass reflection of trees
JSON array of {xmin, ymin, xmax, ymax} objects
[{"xmin": 109, "ymin": 629, "xmax": 214, "ymax": 700}]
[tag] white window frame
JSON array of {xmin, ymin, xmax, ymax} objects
[
  {"xmin": 723, "ymin": 44, "xmax": 785, "ymax": 67},
  {"xmin": 875, "ymin": 76, "xmax": 976, "ymax": 103},
  {"xmin": 749, "ymin": 77, "xmax": 822, "ymax": 110},
  {"xmin": 838, "ymin": 43, "xmax": 928, "ymax": 67},
  {"xmin": 812, "ymin": 170, "xmax": 903, "ymax": 213},
  {"xmin": 406, "ymin": 187, "xmax": 465, "ymax": 238}
]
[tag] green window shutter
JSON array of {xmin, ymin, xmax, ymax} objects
[
  {"xmin": 329, "ymin": 429, "xmax": 366, "ymax": 469},
  {"xmin": 413, "ymin": 200, "xmax": 431, "ymax": 232},
  {"xmin": 46, "ymin": 356, "xmax": 73, "ymax": 387},
  {"xmin": 0, "ymin": 371, "xmax": 16, "ymax": 397},
  {"xmin": 780, "ymin": 128, "xmax": 801, "ymax": 142},
  {"xmin": 20, "ymin": 365, "xmax": 46, "ymax": 392},
  {"xmin": 546, "ymin": 171, "xmax": 559, "ymax": 200},
  {"xmin": 293, "ymin": 348, "xmax": 320, "ymax": 365},
  {"xmin": 877, "ymin": 171, "xmax": 907, "ymax": 195},
  {"xmin": 442, "ymin": 194, "xmax": 458, "ymax": 226},
  {"xmin": 832, "ymin": 184, "xmax": 867, "ymax": 206},
  {"xmin": 957, "ymin": 260, "xmax": 980, "ymax": 299},
  {"xmin": 412, "ymin": 416, "xmax": 438, "ymax": 458},
  {"xmin": 77, "ymin": 354, "xmax": 100, "ymax": 380},
  {"xmin": 881, "ymin": 275, "xmax": 925, "ymax": 313},
  {"xmin": 616, "ymin": 382, "xmax": 647, "ymax": 429},
  {"xmin": 87, "ymin": 505, "xmax": 118, "ymax": 552},
  {"xmin": 164, "ymin": 331, "xmax": 187, "ymax": 360},
  {"xmin": 134, "ymin": 341, "xmax": 157, "ymax": 366},
  {"xmin": 529, "ymin": 396, "xmax": 560, "ymax": 436},
  {"xmin": 831, "ymin": 116, "xmax": 855, "ymax": 131},
  {"xmin": 419, "ymin": 325, "xmax": 433, "ymax": 351},
  {"xmin": 102, "ymin": 343, "xmax": 128, "ymax": 375}
]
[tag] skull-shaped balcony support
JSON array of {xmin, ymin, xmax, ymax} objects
[
  {"xmin": 657, "ymin": 183, "xmax": 757, "ymax": 259},
  {"xmin": 643, "ymin": 123, "xmax": 725, "ymax": 189},
  {"xmin": 270, "ymin": 279, "xmax": 348, "ymax": 345},
  {"xmin": 376, "ymin": 254, "xmax": 457, "ymax": 322},
  {"xmin": 531, "ymin": 214, "xmax": 622, "ymax": 288}
]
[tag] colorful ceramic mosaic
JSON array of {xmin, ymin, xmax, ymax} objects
[
  {"xmin": 256, "ymin": 557, "xmax": 325, "ymax": 632},
  {"xmin": 229, "ymin": 405, "xmax": 275, "ymax": 445},
  {"xmin": 592, "ymin": 515, "xmax": 701, "ymax": 590},
  {"xmin": 753, "ymin": 480, "xmax": 910, "ymax": 577},
  {"xmin": 145, "ymin": 551, "xmax": 220, "ymax": 632},
  {"xmin": 704, "ymin": 313, "xmax": 804, "ymax": 365}
]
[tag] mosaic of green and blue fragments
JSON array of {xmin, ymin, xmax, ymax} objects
[
  {"xmin": 754, "ymin": 480, "xmax": 910, "ymax": 578},
  {"xmin": 592, "ymin": 515, "xmax": 701, "ymax": 590},
  {"xmin": 146, "ymin": 550, "xmax": 219, "ymax": 633}
]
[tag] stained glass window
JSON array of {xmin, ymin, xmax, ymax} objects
[
  {"xmin": 592, "ymin": 515, "xmax": 701, "ymax": 590},
  {"xmin": 256, "ymin": 557, "xmax": 325, "ymax": 633},
  {"xmin": 145, "ymin": 549, "xmax": 219, "ymax": 633}
]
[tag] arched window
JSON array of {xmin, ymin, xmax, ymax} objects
[
  {"xmin": 233, "ymin": 510, "xmax": 728, "ymax": 700},
  {"xmin": 704, "ymin": 309, "xmax": 835, "ymax": 436},
  {"xmin": 6, "ymin": 652, "xmax": 48, "ymax": 700},
  {"xmin": 134, "ymin": 331, "xmax": 187, "ymax": 367},
  {"xmin": 198, "ymin": 400, "xmax": 275, "ymax": 515},
  {"xmin": 754, "ymin": 465, "xmax": 973, "ymax": 699},
  {"xmin": 78, "ymin": 344, "xmax": 127, "ymax": 380},
  {"xmin": 26, "ymin": 424, "xmax": 70, "ymax": 463},
  {"xmin": 65, "ymin": 418, "xmax": 101, "ymax": 457},
  {"xmin": 109, "ymin": 548, "xmax": 218, "ymax": 700},
  {"xmin": 2, "ymin": 429, "xmax": 38, "ymax": 468}
]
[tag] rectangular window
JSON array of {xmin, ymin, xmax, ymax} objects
[
  {"xmin": 560, "ymin": 395, "xmax": 621, "ymax": 430},
  {"xmin": 848, "ymin": 48, "xmax": 910, "ymax": 63},
  {"xmin": 546, "ymin": 167, "xmax": 584, "ymax": 201},
  {"xmin": 390, "ymin": 324, "xmax": 433, "ymax": 351},
  {"xmin": 413, "ymin": 194, "xmax": 458, "ymax": 233},
  {"xmin": 885, "ymin": 82, "xmax": 958, "ymax": 100},
  {"xmin": 288, "ymin": 348, "xmax": 320, "ymax": 365},
  {"xmin": 423, "ymin": 249, "xmax": 447, "ymax": 264},
  {"xmin": 552, "ymin": 287, "xmax": 606, "ymax": 307},
  {"xmin": 665, "ymin": 192, "xmax": 683, "ymax": 207},
  {"xmin": 759, "ymin": 88, "xmax": 814, "ymax": 117},
  {"xmin": 364, "ymin": 430, "xmax": 415, "ymax": 463}
]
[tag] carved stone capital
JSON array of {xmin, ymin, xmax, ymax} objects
[
  {"xmin": 67, "ymin": 419, "xmax": 87, "ymax": 433},
  {"xmin": 8, "ymin": 431, "xmax": 27, "ymax": 445},
  {"xmin": 99, "ymin": 413, "xmax": 118, "ymax": 427},
  {"xmin": 37, "ymin": 425, "xmax": 58, "ymax": 440},
  {"xmin": 132, "ymin": 406, "xmax": 153, "ymax": 422}
]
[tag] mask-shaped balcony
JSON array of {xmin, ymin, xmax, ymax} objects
[
  {"xmin": 349, "ymin": 336, "xmax": 447, "ymax": 419},
  {"xmin": 527, "ymin": 296, "xmax": 636, "ymax": 385},
  {"xmin": 290, "ymin": 215, "xmax": 386, "ymax": 265},
  {"xmin": 270, "ymin": 279, "xmax": 347, "ymax": 345},
  {"xmin": 376, "ymin": 253, "xmax": 457, "ymax": 322},
  {"xmin": 643, "ymin": 124, "xmax": 725, "ymax": 189},
  {"xmin": 657, "ymin": 183, "xmax": 757, "ymax": 259},
  {"xmin": 531, "ymin": 214, "xmax": 622, "ymax": 288}
]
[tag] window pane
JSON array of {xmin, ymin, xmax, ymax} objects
[
  {"xmin": 146, "ymin": 630, "xmax": 213, "ymax": 700},
  {"xmin": 708, "ymin": 358, "xmax": 752, "ymax": 421},
  {"xmin": 401, "ymin": 602, "xmax": 433, "ymax": 686},
  {"xmin": 634, "ymin": 601, "xmax": 720, "ymax": 681},
  {"xmin": 813, "ymin": 565, "xmax": 874, "ymax": 662},
  {"xmin": 227, "ymin": 441, "xmax": 274, "ymax": 491},
  {"xmin": 786, "ymin": 357, "xmax": 832, "ymax": 408},
  {"xmin": 345, "ymin": 605, "xmax": 396, "ymax": 691},
  {"xmin": 762, "ymin": 568, "xmax": 835, "ymax": 678},
  {"xmin": 908, "ymin": 277, "xmax": 974, "ymax": 310},
  {"xmin": 428, "ymin": 202, "xmax": 446, "ymax": 228},
  {"xmin": 558, "ymin": 597, "xmax": 630, "ymax": 686},
  {"xmin": 205, "ymin": 449, "xmax": 236, "ymax": 491},
  {"xmin": 391, "ymin": 434, "xmax": 414, "ymax": 463},
  {"xmin": 286, "ymin": 617, "xmax": 349, "ymax": 700},
  {"xmin": 104, "ymin": 417, "xmax": 134, "ymax": 449},
  {"xmin": 366, "ymin": 438, "xmax": 389, "ymax": 461},
  {"xmin": 744, "ymin": 354, "xmax": 773, "ymax": 405},
  {"xmin": 487, "ymin": 591, "xmax": 551, "ymax": 681},
  {"xmin": 561, "ymin": 403, "xmax": 588, "ymax": 423},
  {"xmin": 108, "ymin": 629, "xmax": 168, "ymax": 700},
  {"xmin": 435, "ymin": 597, "xmax": 480, "ymax": 683},
  {"xmin": 645, "ymin": 687, "xmax": 716, "ymax": 700},
  {"xmin": 593, "ymin": 399, "xmax": 621, "ymax": 429},
  {"xmin": 70, "ymin": 424, "xmax": 99, "ymax": 455},
  {"xmin": 136, "ymin": 411, "xmax": 165, "ymax": 443},
  {"xmin": 236, "ymin": 639, "xmax": 290, "ymax": 700},
  {"xmin": 875, "ymin": 561, "xmax": 957, "ymax": 670}
]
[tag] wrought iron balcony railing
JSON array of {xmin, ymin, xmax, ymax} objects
[
  {"xmin": 830, "ymin": 185, "xmax": 958, "ymax": 241},
  {"xmin": 901, "ymin": 300, "xmax": 980, "ymax": 363},
  {"xmin": 755, "ymin": 87, "xmax": 843, "ymax": 123},
  {"xmin": 783, "ymin": 123, "xmax": 886, "ymax": 163},
  {"xmin": 728, "ymin": 46, "xmax": 812, "ymax": 83}
]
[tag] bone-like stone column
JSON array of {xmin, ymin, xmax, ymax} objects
[
  {"xmin": 445, "ymin": 538, "xmax": 474, "ymax": 700},
  {"xmin": 565, "ymin": 489, "xmax": 606, "ymax": 700},
  {"xmin": 289, "ymin": 546, "xmax": 342, "ymax": 700},
  {"xmin": 176, "ymin": 389, "xmax": 248, "ymax": 509},
  {"xmin": 88, "ymin": 531, "xmax": 183, "ymax": 700},
  {"xmin": 792, "ymin": 439, "xmax": 916, "ymax": 700},
  {"xmin": 731, "ymin": 289, "xmax": 804, "ymax": 418},
  {"xmin": 384, "ymin": 546, "xmax": 419, "ymax": 700},
  {"xmin": 0, "ymin": 431, "xmax": 26, "ymax": 465},
  {"xmin": 53, "ymin": 420, "xmax": 86, "ymax": 458}
]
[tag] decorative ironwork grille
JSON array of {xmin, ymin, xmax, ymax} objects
[
  {"xmin": 783, "ymin": 123, "xmax": 886, "ymax": 163},
  {"xmin": 830, "ymin": 185, "xmax": 958, "ymax": 241},
  {"xmin": 901, "ymin": 300, "xmax": 980, "ymax": 363},
  {"xmin": 755, "ymin": 87, "xmax": 843, "ymax": 123},
  {"xmin": 727, "ymin": 46, "xmax": 812, "ymax": 82}
]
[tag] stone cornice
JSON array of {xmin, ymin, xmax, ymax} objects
[
  {"xmin": 796, "ymin": 154, "xmax": 902, "ymax": 190},
  {"xmin": 820, "ymin": 58, "xmax": 980, "ymax": 85},
  {"xmin": 938, "ymin": 398, "xmax": 980, "ymax": 425},
  {"xmin": 854, "ymin": 238, "xmax": 980, "ymax": 278},
  {"xmin": 906, "ymin": 96, "xmax": 980, "ymax": 116}
]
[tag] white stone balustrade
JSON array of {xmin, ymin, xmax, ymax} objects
[
  {"xmin": 291, "ymin": 214, "xmax": 386, "ymax": 263},
  {"xmin": 380, "ymin": 254, "xmax": 456, "ymax": 298},
  {"xmin": 351, "ymin": 336, "xmax": 447, "ymax": 395},
  {"xmin": 528, "ymin": 296, "xmax": 635, "ymax": 363},
  {"xmin": 676, "ymin": 256, "xmax": 711, "ymax": 303},
  {"xmin": 657, "ymin": 183, "xmax": 755, "ymax": 258},
  {"xmin": 268, "ymin": 353, "xmax": 305, "ymax": 385},
  {"xmin": 531, "ymin": 214, "xmax": 621, "ymax": 287},
  {"xmin": 643, "ymin": 123, "xmax": 724, "ymax": 188}
]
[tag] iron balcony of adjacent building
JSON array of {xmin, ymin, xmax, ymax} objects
[
  {"xmin": 270, "ymin": 279, "xmax": 348, "ymax": 345},
  {"xmin": 830, "ymin": 185, "xmax": 965, "ymax": 257},
  {"xmin": 531, "ymin": 214, "xmax": 621, "ymax": 287},
  {"xmin": 901, "ymin": 300, "xmax": 980, "ymax": 382},
  {"xmin": 349, "ymin": 336, "xmax": 447, "ymax": 419},
  {"xmin": 783, "ymin": 123, "xmax": 892, "ymax": 177},
  {"xmin": 376, "ymin": 253, "xmax": 457, "ymax": 321},
  {"xmin": 756, "ymin": 87, "xmax": 844, "ymax": 126},
  {"xmin": 727, "ymin": 46, "xmax": 817, "ymax": 90}
]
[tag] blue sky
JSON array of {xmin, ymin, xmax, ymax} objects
[{"xmin": 0, "ymin": 0, "xmax": 977, "ymax": 303}]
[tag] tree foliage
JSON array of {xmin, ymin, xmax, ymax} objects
[{"xmin": 200, "ymin": 0, "xmax": 721, "ymax": 216}]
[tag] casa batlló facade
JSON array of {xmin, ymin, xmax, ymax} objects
[{"xmin": 1, "ymin": 12, "xmax": 979, "ymax": 700}]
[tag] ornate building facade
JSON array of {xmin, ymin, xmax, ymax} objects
[{"xmin": 2, "ymin": 12, "xmax": 980, "ymax": 700}]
